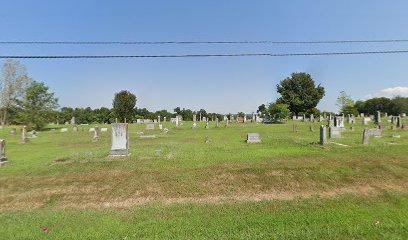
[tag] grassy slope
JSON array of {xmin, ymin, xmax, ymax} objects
[{"xmin": 1, "ymin": 119, "xmax": 408, "ymax": 238}]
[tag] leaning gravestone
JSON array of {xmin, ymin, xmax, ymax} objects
[
  {"xmin": 320, "ymin": 126, "xmax": 327, "ymax": 145},
  {"xmin": 0, "ymin": 139, "xmax": 7, "ymax": 166},
  {"xmin": 110, "ymin": 123, "xmax": 130, "ymax": 156},
  {"xmin": 146, "ymin": 124, "xmax": 154, "ymax": 130},
  {"xmin": 247, "ymin": 133, "xmax": 261, "ymax": 143},
  {"xmin": 329, "ymin": 127, "xmax": 342, "ymax": 138}
]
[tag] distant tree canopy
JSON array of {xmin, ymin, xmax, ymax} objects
[
  {"xmin": 112, "ymin": 90, "xmax": 137, "ymax": 122},
  {"xmin": 355, "ymin": 96, "xmax": 408, "ymax": 115},
  {"xmin": 276, "ymin": 72, "xmax": 325, "ymax": 116}
]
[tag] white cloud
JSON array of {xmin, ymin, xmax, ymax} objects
[{"xmin": 370, "ymin": 87, "xmax": 408, "ymax": 98}]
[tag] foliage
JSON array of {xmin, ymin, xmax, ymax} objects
[
  {"xmin": 355, "ymin": 97, "xmax": 408, "ymax": 115},
  {"xmin": 268, "ymin": 103, "xmax": 290, "ymax": 122},
  {"xmin": 336, "ymin": 91, "xmax": 357, "ymax": 114},
  {"xmin": 276, "ymin": 72, "xmax": 325, "ymax": 115},
  {"xmin": 16, "ymin": 81, "xmax": 59, "ymax": 130},
  {"xmin": 257, "ymin": 104, "xmax": 267, "ymax": 115},
  {"xmin": 112, "ymin": 90, "xmax": 137, "ymax": 122},
  {"xmin": 0, "ymin": 59, "xmax": 32, "ymax": 125}
]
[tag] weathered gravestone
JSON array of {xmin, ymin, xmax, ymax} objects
[
  {"xmin": 247, "ymin": 133, "xmax": 261, "ymax": 143},
  {"xmin": 110, "ymin": 123, "xmax": 130, "ymax": 156},
  {"xmin": 92, "ymin": 126, "xmax": 100, "ymax": 142},
  {"xmin": 146, "ymin": 124, "xmax": 155, "ymax": 130},
  {"xmin": 334, "ymin": 116, "xmax": 345, "ymax": 128},
  {"xmin": 101, "ymin": 128, "xmax": 108, "ymax": 132},
  {"xmin": 216, "ymin": 118, "xmax": 220, "ymax": 128},
  {"xmin": 329, "ymin": 127, "xmax": 342, "ymax": 138},
  {"xmin": 72, "ymin": 125, "xmax": 78, "ymax": 132},
  {"xmin": 60, "ymin": 128, "xmax": 68, "ymax": 133},
  {"xmin": 88, "ymin": 128, "xmax": 95, "ymax": 132},
  {"xmin": 21, "ymin": 126, "xmax": 27, "ymax": 143},
  {"xmin": 375, "ymin": 111, "xmax": 381, "ymax": 124},
  {"xmin": 362, "ymin": 128, "xmax": 382, "ymax": 145},
  {"xmin": 320, "ymin": 126, "xmax": 327, "ymax": 145},
  {"xmin": 0, "ymin": 139, "xmax": 7, "ymax": 166}
]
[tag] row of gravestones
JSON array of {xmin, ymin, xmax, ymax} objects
[
  {"xmin": 0, "ymin": 123, "xmax": 131, "ymax": 166},
  {"xmin": 319, "ymin": 125, "xmax": 385, "ymax": 145}
]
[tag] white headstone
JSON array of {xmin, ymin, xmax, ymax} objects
[
  {"xmin": 247, "ymin": 133, "xmax": 261, "ymax": 143},
  {"xmin": 110, "ymin": 123, "xmax": 130, "ymax": 156},
  {"xmin": 60, "ymin": 128, "xmax": 68, "ymax": 133}
]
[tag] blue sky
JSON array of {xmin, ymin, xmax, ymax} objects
[{"xmin": 1, "ymin": 0, "xmax": 408, "ymax": 113}]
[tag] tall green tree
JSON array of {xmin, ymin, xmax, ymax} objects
[
  {"xmin": 16, "ymin": 81, "xmax": 59, "ymax": 130},
  {"xmin": 276, "ymin": 72, "xmax": 325, "ymax": 116},
  {"xmin": 112, "ymin": 90, "xmax": 137, "ymax": 122},
  {"xmin": 336, "ymin": 91, "xmax": 356, "ymax": 114},
  {"xmin": 0, "ymin": 59, "xmax": 32, "ymax": 126}
]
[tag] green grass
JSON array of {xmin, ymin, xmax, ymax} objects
[{"xmin": 1, "ymin": 119, "xmax": 408, "ymax": 239}]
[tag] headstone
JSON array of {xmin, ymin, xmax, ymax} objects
[
  {"xmin": 362, "ymin": 118, "xmax": 369, "ymax": 125},
  {"xmin": 163, "ymin": 117, "xmax": 167, "ymax": 123},
  {"xmin": 205, "ymin": 121, "xmax": 209, "ymax": 129},
  {"xmin": 310, "ymin": 114, "xmax": 314, "ymax": 122},
  {"xmin": 396, "ymin": 116, "xmax": 402, "ymax": 128},
  {"xmin": 31, "ymin": 131, "xmax": 38, "ymax": 138},
  {"xmin": 175, "ymin": 117, "xmax": 179, "ymax": 127},
  {"xmin": 320, "ymin": 126, "xmax": 327, "ymax": 145},
  {"xmin": 110, "ymin": 123, "xmax": 130, "ymax": 156},
  {"xmin": 362, "ymin": 128, "xmax": 382, "ymax": 145},
  {"xmin": 303, "ymin": 114, "xmax": 306, "ymax": 122},
  {"xmin": 92, "ymin": 126, "xmax": 100, "ymax": 142},
  {"xmin": 247, "ymin": 133, "xmax": 261, "ymax": 143},
  {"xmin": 375, "ymin": 111, "xmax": 381, "ymax": 124},
  {"xmin": 0, "ymin": 139, "xmax": 7, "ymax": 166},
  {"xmin": 146, "ymin": 124, "xmax": 155, "ymax": 130},
  {"xmin": 292, "ymin": 124, "xmax": 297, "ymax": 133},
  {"xmin": 329, "ymin": 127, "xmax": 342, "ymax": 138},
  {"xmin": 72, "ymin": 125, "xmax": 78, "ymax": 132},
  {"xmin": 101, "ymin": 128, "xmax": 108, "ymax": 132},
  {"xmin": 140, "ymin": 135, "xmax": 156, "ymax": 139},
  {"xmin": 402, "ymin": 113, "xmax": 406, "ymax": 117},
  {"xmin": 70, "ymin": 116, "xmax": 75, "ymax": 125},
  {"xmin": 10, "ymin": 128, "xmax": 16, "ymax": 135},
  {"xmin": 243, "ymin": 114, "xmax": 247, "ymax": 123},
  {"xmin": 88, "ymin": 128, "xmax": 95, "ymax": 132},
  {"xmin": 158, "ymin": 116, "xmax": 161, "ymax": 124},
  {"xmin": 21, "ymin": 126, "xmax": 27, "ymax": 143},
  {"xmin": 328, "ymin": 119, "xmax": 334, "ymax": 127},
  {"xmin": 159, "ymin": 124, "xmax": 163, "ymax": 130},
  {"xmin": 334, "ymin": 116, "xmax": 344, "ymax": 128},
  {"xmin": 360, "ymin": 113, "xmax": 364, "ymax": 118},
  {"xmin": 216, "ymin": 118, "xmax": 219, "ymax": 128}
]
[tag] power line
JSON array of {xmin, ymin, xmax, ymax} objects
[
  {"xmin": 2, "ymin": 50, "xmax": 408, "ymax": 59},
  {"xmin": 2, "ymin": 39, "xmax": 408, "ymax": 45}
]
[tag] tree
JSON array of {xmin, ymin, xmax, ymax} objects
[
  {"xmin": 336, "ymin": 91, "xmax": 355, "ymax": 114},
  {"xmin": 0, "ymin": 59, "xmax": 32, "ymax": 126},
  {"xmin": 112, "ymin": 90, "xmax": 136, "ymax": 122},
  {"xmin": 257, "ymin": 104, "xmax": 267, "ymax": 115},
  {"xmin": 268, "ymin": 103, "xmax": 290, "ymax": 122},
  {"xmin": 276, "ymin": 72, "xmax": 325, "ymax": 116},
  {"xmin": 16, "ymin": 81, "xmax": 59, "ymax": 130}
]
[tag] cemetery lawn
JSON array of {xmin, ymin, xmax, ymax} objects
[{"xmin": 1, "ymin": 121, "xmax": 408, "ymax": 239}]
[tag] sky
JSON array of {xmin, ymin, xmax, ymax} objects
[{"xmin": 1, "ymin": 0, "xmax": 408, "ymax": 114}]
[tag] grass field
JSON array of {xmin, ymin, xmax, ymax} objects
[{"xmin": 1, "ymin": 119, "xmax": 408, "ymax": 239}]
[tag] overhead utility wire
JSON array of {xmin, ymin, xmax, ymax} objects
[
  {"xmin": 2, "ymin": 39, "xmax": 408, "ymax": 45},
  {"xmin": 2, "ymin": 49, "xmax": 408, "ymax": 59}
]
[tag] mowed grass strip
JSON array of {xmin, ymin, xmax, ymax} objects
[{"xmin": 1, "ymin": 193, "xmax": 408, "ymax": 239}]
